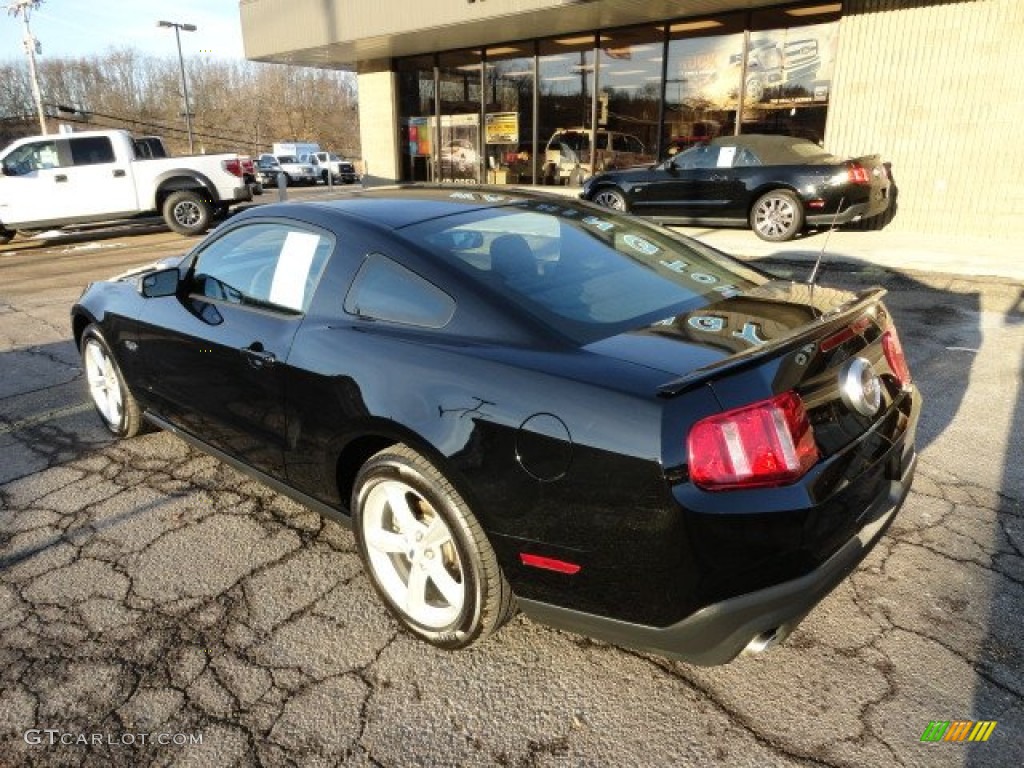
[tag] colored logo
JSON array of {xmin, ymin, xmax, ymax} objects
[{"xmin": 920, "ymin": 720, "xmax": 997, "ymax": 743}]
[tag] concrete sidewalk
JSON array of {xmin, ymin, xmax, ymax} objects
[{"xmin": 516, "ymin": 184, "xmax": 1022, "ymax": 284}]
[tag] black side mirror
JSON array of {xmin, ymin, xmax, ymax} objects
[{"xmin": 141, "ymin": 267, "xmax": 180, "ymax": 298}]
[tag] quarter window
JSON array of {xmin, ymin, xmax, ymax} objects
[
  {"xmin": 190, "ymin": 222, "xmax": 333, "ymax": 314},
  {"xmin": 344, "ymin": 253, "xmax": 455, "ymax": 328}
]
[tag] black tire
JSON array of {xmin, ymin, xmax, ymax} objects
[
  {"xmin": 352, "ymin": 444, "xmax": 516, "ymax": 650},
  {"xmin": 591, "ymin": 186, "xmax": 628, "ymax": 213},
  {"xmin": 0, "ymin": 227, "xmax": 13, "ymax": 245},
  {"xmin": 750, "ymin": 189, "xmax": 804, "ymax": 242},
  {"xmin": 321, "ymin": 170, "xmax": 330, "ymax": 185},
  {"xmin": 163, "ymin": 190, "xmax": 213, "ymax": 236},
  {"xmin": 80, "ymin": 324, "xmax": 144, "ymax": 438}
]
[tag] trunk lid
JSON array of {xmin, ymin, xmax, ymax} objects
[{"xmin": 586, "ymin": 280, "xmax": 909, "ymax": 460}]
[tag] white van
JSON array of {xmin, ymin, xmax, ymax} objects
[{"xmin": 544, "ymin": 128, "xmax": 654, "ymax": 184}]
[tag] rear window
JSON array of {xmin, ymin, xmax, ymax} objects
[{"xmin": 400, "ymin": 200, "xmax": 765, "ymax": 343}]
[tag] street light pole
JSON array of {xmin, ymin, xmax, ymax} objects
[
  {"xmin": 157, "ymin": 20, "xmax": 197, "ymax": 154},
  {"xmin": 6, "ymin": 0, "xmax": 47, "ymax": 134}
]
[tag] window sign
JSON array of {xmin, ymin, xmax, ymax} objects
[
  {"xmin": 269, "ymin": 231, "xmax": 321, "ymax": 312},
  {"xmin": 485, "ymin": 112, "xmax": 519, "ymax": 144},
  {"xmin": 407, "ymin": 117, "xmax": 433, "ymax": 156}
]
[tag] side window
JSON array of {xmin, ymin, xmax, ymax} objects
[
  {"xmin": 191, "ymin": 222, "xmax": 333, "ymax": 314},
  {"xmin": 344, "ymin": 253, "xmax": 455, "ymax": 328},
  {"xmin": 595, "ymin": 133, "xmax": 609, "ymax": 151},
  {"xmin": 673, "ymin": 144, "xmax": 720, "ymax": 170},
  {"xmin": 69, "ymin": 137, "xmax": 116, "ymax": 166},
  {"xmin": 2, "ymin": 140, "xmax": 60, "ymax": 175},
  {"xmin": 625, "ymin": 136, "xmax": 645, "ymax": 154}
]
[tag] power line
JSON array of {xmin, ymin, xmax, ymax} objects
[{"xmin": 47, "ymin": 103, "xmax": 266, "ymax": 153}]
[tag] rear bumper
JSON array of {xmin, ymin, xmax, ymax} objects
[
  {"xmin": 806, "ymin": 196, "xmax": 888, "ymax": 226},
  {"xmin": 230, "ymin": 185, "xmax": 253, "ymax": 203},
  {"xmin": 519, "ymin": 449, "xmax": 917, "ymax": 666}
]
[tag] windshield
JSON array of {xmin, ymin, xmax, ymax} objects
[
  {"xmin": 548, "ymin": 131, "xmax": 588, "ymax": 152},
  {"xmin": 400, "ymin": 201, "xmax": 766, "ymax": 343}
]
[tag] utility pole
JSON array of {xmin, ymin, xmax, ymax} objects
[{"xmin": 6, "ymin": 0, "xmax": 47, "ymax": 134}]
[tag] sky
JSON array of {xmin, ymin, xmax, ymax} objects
[{"xmin": 1, "ymin": 0, "xmax": 246, "ymax": 62}]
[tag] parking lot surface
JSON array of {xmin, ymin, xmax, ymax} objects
[{"xmin": 1, "ymin": 211, "xmax": 1022, "ymax": 767}]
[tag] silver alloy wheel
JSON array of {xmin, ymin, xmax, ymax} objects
[
  {"xmin": 360, "ymin": 478, "xmax": 465, "ymax": 629},
  {"xmin": 173, "ymin": 199, "xmax": 202, "ymax": 228},
  {"xmin": 593, "ymin": 189, "xmax": 626, "ymax": 211},
  {"xmin": 84, "ymin": 338, "xmax": 123, "ymax": 429},
  {"xmin": 753, "ymin": 194, "xmax": 797, "ymax": 239}
]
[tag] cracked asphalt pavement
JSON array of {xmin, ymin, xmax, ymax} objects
[{"xmin": 1, "ymin": 225, "xmax": 1022, "ymax": 767}]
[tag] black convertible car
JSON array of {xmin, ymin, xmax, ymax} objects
[
  {"xmin": 581, "ymin": 134, "xmax": 892, "ymax": 242},
  {"xmin": 72, "ymin": 188, "xmax": 919, "ymax": 665}
]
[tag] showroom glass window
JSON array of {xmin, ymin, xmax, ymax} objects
[
  {"xmin": 483, "ymin": 42, "xmax": 535, "ymax": 185},
  {"xmin": 438, "ymin": 49, "xmax": 483, "ymax": 183},
  {"xmin": 745, "ymin": 3, "xmax": 841, "ymax": 144},
  {"xmin": 397, "ymin": 54, "xmax": 436, "ymax": 182},
  {"xmin": 538, "ymin": 34, "xmax": 594, "ymax": 183},
  {"xmin": 597, "ymin": 25, "xmax": 664, "ymax": 163},
  {"xmin": 663, "ymin": 14, "xmax": 745, "ymax": 158}
]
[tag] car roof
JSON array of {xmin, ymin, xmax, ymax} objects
[
  {"xmin": 287, "ymin": 186, "xmax": 536, "ymax": 229},
  {"xmin": 709, "ymin": 134, "xmax": 834, "ymax": 163}
]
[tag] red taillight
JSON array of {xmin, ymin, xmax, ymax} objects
[
  {"xmin": 848, "ymin": 163, "xmax": 871, "ymax": 185},
  {"xmin": 222, "ymin": 158, "xmax": 243, "ymax": 177},
  {"xmin": 882, "ymin": 328, "xmax": 912, "ymax": 387},
  {"xmin": 687, "ymin": 391, "xmax": 819, "ymax": 491}
]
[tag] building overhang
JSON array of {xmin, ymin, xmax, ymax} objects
[{"xmin": 239, "ymin": 0, "xmax": 800, "ymax": 71}]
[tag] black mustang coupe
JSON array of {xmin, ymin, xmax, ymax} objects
[
  {"xmin": 581, "ymin": 134, "xmax": 892, "ymax": 242},
  {"xmin": 72, "ymin": 188, "xmax": 919, "ymax": 665}
]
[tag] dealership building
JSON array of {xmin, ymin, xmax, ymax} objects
[{"xmin": 240, "ymin": 0, "xmax": 1023, "ymax": 240}]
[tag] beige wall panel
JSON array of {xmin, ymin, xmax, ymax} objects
[
  {"xmin": 357, "ymin": 69, "xmax": 400, "ymax": 184},
  {"xmin": 828, "ymin": 0, "xmax": 1024, "ymax": 238}
]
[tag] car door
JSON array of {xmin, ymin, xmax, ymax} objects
[
  {"xmin": 630, "ymin": 144, "xmax": 722, "ymax": 218},
  {"xmin": 64, "ymin": 135, "xmax": 139, "ymax": 218},
  {"xmin": 0, "ymin": 138, "xmax": 70, "ymax": 226},
  {"xmin": 136, "ymin": 220, "xmax": 333, "ymax": 479}
]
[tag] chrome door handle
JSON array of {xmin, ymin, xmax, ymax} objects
[
  {"xmin": 241, "ymin": 344, "xmax": 275, "ymax": 368},
  {"xmin": 113, "ymin": 169, "xmax": 126, "ymax": 178},
  {"xmin": 55, "ymin": 174, "xmax": 68, "ymax": 182}
]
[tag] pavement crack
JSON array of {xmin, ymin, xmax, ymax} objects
[{"xmin": 621, "ymin": 649, "xmax": 845, "ymax": 768}]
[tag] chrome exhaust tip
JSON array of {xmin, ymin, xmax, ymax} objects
[{"xmin": 742, "ymin": 628, "xmax": 780, "ymax": 656}]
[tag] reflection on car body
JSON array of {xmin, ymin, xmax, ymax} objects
[{"xmin": 72, "ymin": 187, "xmax": 919, "ymax": 665}]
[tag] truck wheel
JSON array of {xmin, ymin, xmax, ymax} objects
[
  {"xmin": 163, "ymin": 190, "xmax": 213, "ymax": 236},
  {"xmin": 0, "ymin": 227, "xmax": 13, "ymax": 245}
]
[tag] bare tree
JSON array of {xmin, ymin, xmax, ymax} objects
[{"xmin": 1, "ymin": 48, "xmax": 360, "ymax": 158}]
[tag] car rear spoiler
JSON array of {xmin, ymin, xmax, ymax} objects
[{"xmin": 657, "ymin": 286, "xmax": 888, "ymax": 397}]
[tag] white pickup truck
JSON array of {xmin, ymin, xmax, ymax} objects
[
  {"xmin": 300, "ymin": 151, "xmax": 360, "ymax": 184},
  {"xmin": 0, "ymin": 129, "xmax": 254, "ymax": 242}
]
